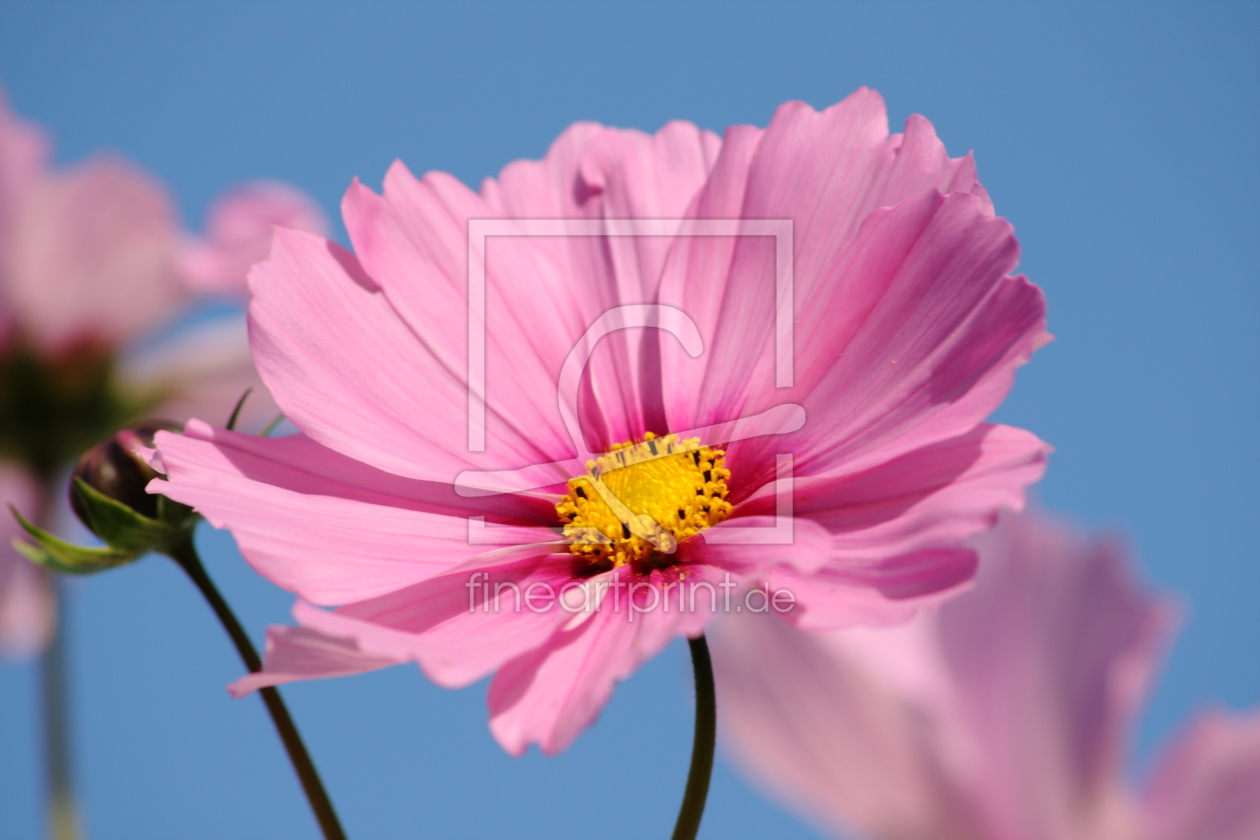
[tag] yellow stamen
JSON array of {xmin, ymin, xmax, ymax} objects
[{"xmin": 556, "ymin": 432, "xmax": 731, "ymax": 567}]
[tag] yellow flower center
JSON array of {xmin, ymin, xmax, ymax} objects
[{"xmin": 556, "ymin": 432, "xmax": 731, "ymax": 567}]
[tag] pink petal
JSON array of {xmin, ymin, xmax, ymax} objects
[
  {"xmin": 150, "ymin": 421, "xmax": 558, "ymax": 605},
  {"xmin": 659, "ymin": 91, "xmax": 1003, "ymax": 446},
  {"xmin": 0, "ymin": 463, "xmax": 53, "ymax": 658},
  {"xmin": 181, "ymin": 180, "xmax": 329, "ymax": 295},
  {"xmin": 119, "ymin": 313, "xmax": 279, "ymax": 432},
  {"xmin": 743, "ymin": 425, "xmax": 1044, "ymax": 630},
  {"xmin": 1143, "ymin": 708, "xmax": 1260, "ymax": 840},
  {"xmin": 249, "ymin": 227, "xmax": 573, "ymax": 484},
  {"xmin": 486, "ymin": 121, "xmax": 721, "ymax": 446},
  {"xmin": 302, "ymin": 550, "xmax": 577, "ymax": 689},
  {"xmin": 487, "ymin": 562, "xmax": 726, "ymax": 755},
  {"xmin": 711, "ymin": 610, "xmax": 984, "ymax": 840},
  {"xmin": 936, "ymin": 512, "xmax": 1174, "ymax": 837},
  {"xmin": 712, "ymin": 510, "xmax": 1170, "ymax": 840},
  {"xmin": 341, "ymin": 167, "xmax": 577, "ymax": 465},
  {"xmin": 697, "ymin": 514, "xmax": 835, "ymax": 575},
  {"xmin": 766, "ymin": 420, "xmax": 1045, "ymax": 551},
  {"xmin": 764, "ymin": 547, "xmax": 979, "ymax": 631},
  {"xmin": 8, "ymin": 155, "xmax": 185, "ymax": 354},
  {"xmin": 228, "ymin": 549, "xmax": 576, "ymax": 697},
  {"xmin": 0, "ymin": 87, "xmax": 48, "ymax": 335},
  {"xmin": 227, "ymin": 622, "xmax": 400, "ymax": 698},
  {"xmin": 725, "ymin": 188, "xmax": 1045, "ymax": 488}
]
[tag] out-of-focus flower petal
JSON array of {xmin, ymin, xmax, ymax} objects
[
  {"xmin": 938, "ymin": 514, "xmax": 1172, "ymax": 838},
  {"xmin": 118, "ymin": 312, "xmax": 278, "ymax": 432},
  {"xmin": 0, "ymin": 85, "xmax": 48, "ymax": 337},
  {"xmin": 712, "ymin": 610, "xmax": 984, "ymax": 840},
  {"xmin": 1143, "ymin": 708, "xmax": 1260, "ymax": 840},
  {"xmin": 0, "ymin": 462, "xmax": 53, "ymax": 658},
  {"xmin": 8, "ymin": 155, "xmax": 185, "ymax": 354},
  {"xmin": 181, "ymin": 181, "xmax": 329, "ymax": 295},
  {"xmin": 712, "ymin": 510, "xmax": 1172, "ymax": 840}
]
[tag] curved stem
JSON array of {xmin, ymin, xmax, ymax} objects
[
  {"xmin": 671, "ymin": 634, "xmax": 716, "ymax": 840},
  {"xmin": 166, "ymin": 538, "xmax": 346, "ymax": 840}
]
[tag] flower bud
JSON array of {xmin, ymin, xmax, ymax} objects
[
  {"xmin": 12, "ymin": 421, "xmax": 196, "ymax": 576},
  {"xmin": 70, "ymin": 421, "xmax": 181, "ymax": 523}
]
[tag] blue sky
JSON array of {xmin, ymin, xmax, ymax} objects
[{"xmin": 1, "ymin": 2, "xmax": 1257, "ymax": 838}]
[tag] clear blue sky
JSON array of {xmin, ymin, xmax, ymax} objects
[{"xmin": 1, "ymin": 2, "xmax": 1257, "ymax": 838}]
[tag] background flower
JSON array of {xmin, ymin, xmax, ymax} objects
[
  {"xmin": 711, "ymin": 510, "xmax": 1260, "ymax": 840},
  {"xmin": 0, "ymin": 84, "xmax": 327, "ymax": 657}
]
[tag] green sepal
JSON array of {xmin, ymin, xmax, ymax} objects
[
  {"xmin": 69, "ymin": 478, "xmax": 171, "ymax": 553},
  {"xmin": 10, "ymin": 505, "xmax": 139, "ymax": 575}
]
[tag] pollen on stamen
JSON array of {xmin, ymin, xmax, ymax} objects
[{"xmin": 555, "ymin": 432, "xmax": 731, "ymax": 567}]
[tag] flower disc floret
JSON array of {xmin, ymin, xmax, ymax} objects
[{"xmin": 555, "ymin": 432, "xmax": 731, "ymax": 567}]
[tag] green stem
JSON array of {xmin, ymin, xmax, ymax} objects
[
  {"xmin": 671, "ymin": 634, "xmax": 716, "ymax": 840},
  {"xmin": 165, "ymin": 538, "xmax": 346, "ymax": 840},
  {"xmin": 41, "ymin": 578, "xmax": 81, "ymax": 840},
  {"xmin": 31, "ymin": 477, "xmax": 81, "ymax": 840}
]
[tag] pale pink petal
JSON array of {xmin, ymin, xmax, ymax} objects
[
  {"xmin": 935, "ymin": 513, "xmax": 1173, "ymax": 838},
  {"xmin": 1143, "ymin": 708, "xmax": 1260, "ymax": 840},
  {"xmin": 0, "ymin": 86, "xmax": 48, "ymax": 335},
  {"xmin": 229, "ymin": 550, "xmax": 577, "ymax": 697},
  {"xmin": 249, "ymin": 227, "xmax": 578, "ymax": 484},
  {"xmin": 181, "ymin": 180, "xmax": 329, "ymax": 295},
  {"xmin": 227, "ymin": 622, "xmax": 400, "ymax": 698},
  {"xmin": 118, "ymin": 312, "xmax": 279, "ymax": 432},
  {"xmin": 811, "ymin": 425, "xmax": 1047, "ymax": 554},
  {"xmin": 740, "ymin": 424, "xmax": 1045, "ymax": 631},
  {"xmin": 659, "ymin": 91, "xmax": 1003, "ymax": 444},
  {"xmin": 488, "ymin": 562, "xmax": 726, "ymax": 755},
  {"xmin": 764, "ymin": 547, "xmax": 979, "ymax": 631},
  {"xmin": 340, "ymin": 121, "xmax": 718, "ymax": 468},
  {"xmin": 695, "ymin": 514, "xmax": 835, "ymax": 575},
  {"xmin": 485, "ymin": 121, "xmax": 722, "ymax": 446},
  {"xmin": 300, "ymin": 551, "xmax": 576, "ymax": 689},
  {"xmin": 711, "ymin": 610, "xmax": 984, "ymax": 840},
  {"xmin": 341, "ymin": 169, "xmax": 577, "ymax": 465},
  {"xmin": 8, "ymin": 155, "xmax": 185, "ymax": 354},
  {"xmin": 721, "ymin": 188, "xmax": 1045, "ymax": 488},
  {"xmin": 150, "ymin": 421, "xmax": 557, "ymax": 605},
  {"xmin": 713, "ymin": 511, "xmax": 1166, "ymax": 840},
  {"xmin": 0, "ymin": 463, "xmax": 53, "ymax": 658}
]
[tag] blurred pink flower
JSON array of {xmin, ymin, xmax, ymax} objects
[
  {"xmin": 149, "ymin": 88, "xmax": 1049, "ymax": 755},
  {"xmin": 0, "ymin": 84, "xmax": 325, "ymax": 655},
  {"xmin": 0, "ymin": 463, "xmax": 50, "ymax": 657},
  {"xmin": 180, "ymin": 181, "xmax": 329, "ymax": 295},
  {"xmin": 710, "ymin": 510, "xmax": 1260, "ymax": 840}
]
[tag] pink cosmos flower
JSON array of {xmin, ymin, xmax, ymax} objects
[
  {"xmin": 148, "ymin": 88, "xmax": 1050, "ymax": 755},
  {"xmin": 710, "ymin": 510, "xmax": 1260, "ymax": 840},
  {"xmin": 0, "ymin": 84, "xmax": 327, "ymax": 656}
]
